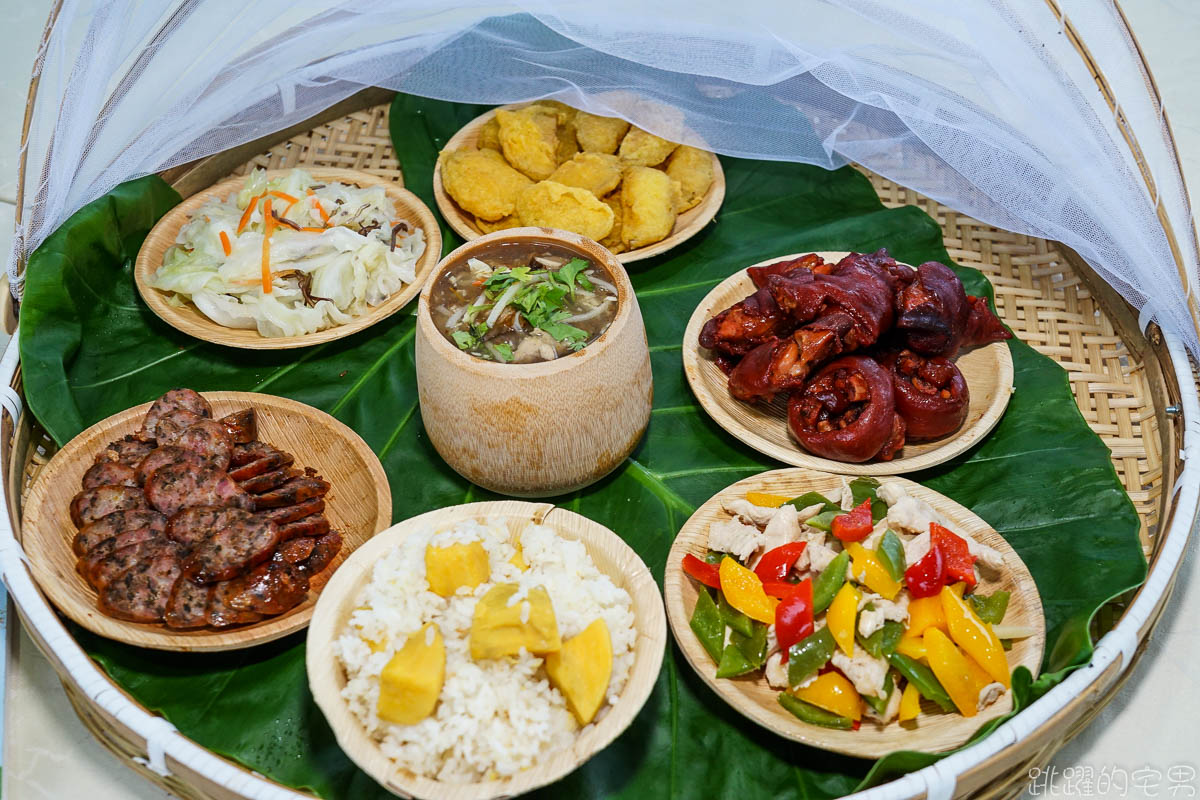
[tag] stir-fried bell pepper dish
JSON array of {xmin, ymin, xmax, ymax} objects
[
  {"xmin": 684, "ymin": 478, "xmax": 1029, "ymax": 729},
  {"xmin": 699, "ymin": 251, "xmax": 1011, "ymax": 463}
]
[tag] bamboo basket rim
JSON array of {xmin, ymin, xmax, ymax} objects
[{"xmin": 4, "ymin": 11, "xmax": 1199, "ymax": 794}]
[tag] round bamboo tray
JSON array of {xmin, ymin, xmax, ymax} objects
[{"xmin": 3, "ymin": 93, "xmax": 1195, "ymax": 800}]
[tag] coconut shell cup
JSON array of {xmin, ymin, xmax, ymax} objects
[{"xmin": 415, "ymin": 227, "xmax": 653, "ymax": 497}]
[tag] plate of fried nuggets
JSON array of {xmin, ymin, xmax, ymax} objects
[{"xmin": 433, "ymin": 101, "xmax": 726, "ymax": 263}]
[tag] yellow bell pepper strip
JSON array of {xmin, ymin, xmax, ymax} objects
[
  {"xmin": 898, "ymin": 680, "xmax": 922, "ymax": 723},
  {"xmin": 745, "ymin": 491, "xmax": 791, "ymax": 508},
  {"xmin": 845, "ymin": 542, "xmax": 901, "ymax": 600},
  {"xmin": 906, "ymin": 595, "xmax": 948, "ymax": 637},
  {"xmin": 940, "ymin": 586, "xmax": 1010, "ymax": 687},
  {"xmin": 922, "ymin": 628, "xmax": 979, "ymax": 717},
  {"xmin": 962, "ymin": 650, "xmax": 994, "ymax": 698},
  {"xmin": 718, "ymin": 557, "xmax": 778, "ymax": 624},
  {"xmin": 827, "ymin": 582, "xmax": 860, "ymax": 656},
  {"xmin": 895, "ymin": 630, "xmax": 927, "ymax": 660},
  {"xmin": 793, "ymin": 672, "xmax": 863, "ymax": 721}
]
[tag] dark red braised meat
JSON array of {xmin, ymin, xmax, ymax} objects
[
  {"xmin": 788, "ymin": 355, "xmax": 904, "ymax": 462},
  {"xmin": 68, "ymin": 389, "xmax": 340, "ymax": 629},
  {"xmin": 884, "ymin": 349, "xmax": 970, "ymax": 440}
]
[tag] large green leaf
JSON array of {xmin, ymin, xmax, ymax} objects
[{"xmin": 19, "ymin": 93, "xmax": 1144, "ymax": 799}]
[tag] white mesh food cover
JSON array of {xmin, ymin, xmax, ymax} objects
[{"xmin": 12, "ymin": 0, "xmax": 1200, "ymax": 354}]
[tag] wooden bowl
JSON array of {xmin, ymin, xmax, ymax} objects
[
  {"xmin": 682, "ymin": 252, "xmax": 1015, "ymax": 475},
  {"xmin": 432, "ymin": 104, "xmax": 725, "ymax": 263},
  {"xmin": 134, "ymin": 168, "xmax": 442, "ymax": 349},
  {"xmin": 21, "ymin": 391, "xmax": 392, "ymax": 651},
  {"xmin": 306, "ymin": 500, "xmax": 667, "ymax": 800},
  {"xmin": 415, "ymin": 227, "xmax": 653, "ymax": 497},
  {"xmin": 664, "ymin": 468, "xmax": 1045, "ymax": 759}
]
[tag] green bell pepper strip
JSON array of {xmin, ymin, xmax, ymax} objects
[
  {"xmin": 969, "ymin": 590, "xmax": 1011, "ymax": 624},
  {"xmin": 889, "ymin": 652, "xmax": 955, "ymax": 712},
  {"xmin": 786, "ymin": 627, "xmax": 836, "ymax": 687},
  {"xmin": 876, "ymin": 529, "xmax": 906, "ymax": 581},
  {"xmin": 858, "ymin": 620, "xmax": 904, "ymax": 658},
  {"xmin": 778, "ymin": 693, "xmax": 855, "ymax": 730},
  {"xmin": 719, "ymin": 591, "xmax": 755, "ymax": 637},
  {"xmin": 805, "ymin": 510, "xmax": 839, "ymax": 532},
  {"xmin": 848, "ymin": 476, "xmax": 888, "ymax": 523},
  {"xmin": 861, "ymin": 670, "xmax": 895, "ymax": 716},
  {"xmin": 689, "ymin": 588, "xmax": 725, "ymax": 662},
  {"xmin": 812, "ymin": 551, "xmax": 850, "ymax": 613},
  {"xmin": 704, "ymin": 550, "xmax": 724, "ymax": 565},
  {"xmin": 787, "ymin": 491, "xmax": 840, "ymax": 514},
  {"xmin": 732, "ymin": 620, "xmax": 769, "ymax": 669},
  {"xmin": 716, "ymin": 642, "xmax": 758, "ymax": 678}
]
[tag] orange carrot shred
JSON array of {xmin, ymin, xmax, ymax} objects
[
  {"xmin": 305, "ymin": 188, "xmax": 331, "ymax": 226},
  {"xmin": 219, "ymin": 230, "xmax": 232, "ymax": 257},
  {"xmin": 269, "ymin": 190, "xmax": 298, "ymax": 204},
  {"xmin": 261, "ymin": 198, "xmax": 275, "ymax": 294},
  {"xmin": 238, "ymin": 191, "xmax": 266, "ymax": 235},
  {"xmin": 300, "ymin": 226, "xmax": 327, "ymax": 232}
]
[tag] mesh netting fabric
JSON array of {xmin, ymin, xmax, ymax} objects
[{"xmin": 12, "ymin": 0, "xmax": 1200, "ymax": 353}]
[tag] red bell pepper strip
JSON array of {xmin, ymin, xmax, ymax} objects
[
  {"xmin": 904, "ymin": 542, "xmax": 946, "ymax": 598},
  {"xmin": 775, "ymin": 578, "xmax": 814, "ymax": 660},
  {"xmin": 930, "ymin": 523, "xmax": 977, "ymax": 588},
  {"xmin": 682, "ymin": 554, "xmax": 721, "ymax": 589},
  {"xmin": 831, "ymin": 499, "xmax": 874, "ymax": 542},
  {"xmin": 762, "ymin": 581, "xmax": 802, "ymax": 599},
  {"xmin": 754, "ymin": 542, "xmax": 807, "ymax": 583}
]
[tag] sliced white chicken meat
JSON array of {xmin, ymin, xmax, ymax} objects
[
  {"xmin": 706, "ymin": 518, "xmax": 764, "ymax": 563},
  {"xmin": 831, "ymin": 648, "xmax": 890, "ymax": 698},
  {"xmin": 864, "ymin": 684, "xmax": 904, "ymax": 725},
  {"xmin": 857, "ymin": 592, "xmax": 910, "ymax": 638},
  {"xmin": 722, "ymin": 498, "xmax": 777, "ymax": 527}
]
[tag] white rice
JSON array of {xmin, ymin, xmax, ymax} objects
[{"xmin": 334, "ymin": 518, "xmax": 637, "ymax": 782}]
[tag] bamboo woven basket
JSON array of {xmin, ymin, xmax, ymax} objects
[{"xmin": 2, "ymin": 14, "xmax": 1197, "ymax": 800}]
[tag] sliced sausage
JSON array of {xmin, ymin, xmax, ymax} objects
[
  {"xmin": 144, "ymin": 463, "xmax": 253, "ymax": 517},
  {"xmin": 252, "ymin": 474, "xmax": 330, "ymax": 510},
  {"xmin": 76, "ymin": 526, "xmax": 162, "ymax": 583},
  {"xmin": 258, "ymin": 497, "xmax": 324, "ymax": 525},
  {"xmin": 277, "ymin": 514, "xmax": 330, "ymax": 542},
  {"xmin": 231, "ymin": 441, "xmax": 284, "ymax": 468},
  {"xmin": 95, "ymin": 436, "xmax": 156, "ymax": 467},
  {"xmin": 229, "ymin": 451, "xmax": 295, "ymax": 481},
  {"xmin": 298, "ymin": 530, "xmax": 342, "ymax": 576},
  {"xmin": 72, "ymin": 509, "xmax": 167, "ymax": 556},
  {"xmin": 239, "ymin": 466, "xmax": 300, "ymax": 495},
  {"xmin": 166, "ymin": 506, "xmax": 250, "ymax": 552},
  {"xmin": 225, "ymin": 561, "xmax": 310, "ymax": 615},
  {"xmin": 219, "ymin": 408, "xmax": 257, "ymax": 444},
  {"xmin": 98, "ymin": 542, "xmax": 183, "ymax": 623},
  {"xmin": 164, "ymin": 577, "xmax": 213, "ymax": 629},
  {"xmin": 273, "ymin": 537, "xmax": 316, "ymax": 564},
  {"xmin": 70, "ymin": 485, "xmax": 148, "ymax": 528},
  {"xmin": 174, "ymin": 419, "xmax": 233, "ymax": 471},
  {"xmin": 181, "ymin": 512, "xmax": 280, "ymax": 584},
  {"xmin": 207, "ymin": 581, "xmax": 265, "ymax": 628},
  {"xmin": 155, "ymin": 409, "xmax": 205, "ymax": 445},
  {"xmin": 140, "ymin": 389, "xmax": 211, "ymax": 439},
  {"xmin": 81, "ymin": 461, "xmax": 139, "ymax": 491},
  {"xmin": 135, "ymin": 445, "xmax": 207, "ymax": 486},
  {"xmin": 82, "ymin": 538, "xmax": 167, "ymax": 591}
]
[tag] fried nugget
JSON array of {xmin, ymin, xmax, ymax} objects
[
  {"xmin": 599, "ymin": 191, "xmax": 626, "ymax": 254},
  {"xmin": 440, "ymin": 148, "xmax": 532, "ymax": 222},
  {"xmin": 496, "ymin": 107, "xmax": 559, "ymax": 181},
  {"xmin": 556, "ymin": 118, "xmax": 580, "ymax": 164},
  {"xmin": 475, "ymin": 215, "xmax": 521, "ymax": 234},
  {"xmin": 621, "ymin": 166, "xmax": 677, "ymax": 249},
  {"xmin": 517, "ymin": 180, "xmax": 614, "ymax": 242},
  {"xmin": 477, "ymin": 117, "xmax": 501, "ymax": 151},
  {"xmin": 575, "ymin": 112, "xmax": 631, "ymax": 154},
  {"xmin": 528, "ymin": 100, "xmax": 576, "ymax": 126},
  {"xmin": 618, "ymin": 126, "xmax": 679, "ymax": 167},
  {"xmin": 665, "ymin": 145, "xmax": 714, "ymax": 212},
  {"xmin": 548, "ymin": 153, "xmax": 622, "ymax": 198}
]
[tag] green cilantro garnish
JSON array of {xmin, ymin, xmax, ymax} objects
[
  {"xmin": 493, "ymin": 342, "xmax": 514, "ymax": 362},
  {"xmin": 451, "ymin": 330, "xmax": 476, "ymax": 350}
]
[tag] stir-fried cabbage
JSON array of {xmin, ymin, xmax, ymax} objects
[{"xmin": 151, "ymin": 168, "xmax": 425, "ymax": 338}]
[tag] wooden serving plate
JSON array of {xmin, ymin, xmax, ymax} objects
[
  {"xmin": 664, "ymin": 468, "xmax": 1044, "ymax": 759},
  {"xmin": 432, "ymin": 103, "xmax": 726, "ymax": 263},
  {"xmin": 307, "ymin": 500, "xmax": 667, "ymax": 800},
  {"xmin": 682, "ymin": 251, "xmax": 1015, "ymax": 475},
  {"xmin": 21, "ymin": 392, "xmax": 392, "ymax": 652},
  {"xmin": 134, "ymin": 168, "xmax": 442, "ymax": 349}
]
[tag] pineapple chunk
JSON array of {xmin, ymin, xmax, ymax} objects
[
  {"xmin": 425, "ymin": 541, "xmax": 490, "ymax": 597},
  {"xmin": 470, "ymin": 583, "xmax": 561, "ymax": 659},
  {"xmin": 377, "ymin": 623, "xmax": 445, "ymax": 725},
  {"xmin": 510, "ymin": 539, "xmax": 530, "ymax": 571},
  {"xmin": 545, "ymin": 618, "xmax": 613, "ymax": 725}
]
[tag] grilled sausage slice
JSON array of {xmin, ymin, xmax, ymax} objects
[
  {"xmin": 174, "ymin": 419, "xmax": 233, "ymax": 471},
  {"xmin": 298, "ymin": 530, "xmax": 342, "ymax": 576},
  {"xmin": 274, "ymin": 537, "xmax": 316, "ymax": 564},
  {"xmin": 230, "ymin": 441, "xmax": 285, "ymax": 468},
  {"xmin": 164, "ymin": 577, "xmax": 213, "ymax": 629},
  {"xmin": 224, "ymin": 561, "xmax": 310, "ymax": 615},
  {"xmin": 76, "ymin": 526, "xmax": 163, "ymax": 584},
  {"xmin": 207, "ymin": 581, "xmax": 265, "ymax": 628},
  {"xmin": 95, "ymin": 435, "xmax": 156, "ymax": 467},
  {"xmin": 82, "ymin": 537, "xmax": 167, "ymax": 592},
  {"xmin": 136, "ymin": 445, "xmax": 207, "ymax": 486},
  {"xmin": 277, "ymin": 514, "xmax": 330, "ymax": 542},
  {"xmin": 258, "ymin": 498, "xmax": 325, "ymax": 525},
  {"xmin": 219, "ymin": 408, "xmax": 257, "ymax": 444},
  {"xmin": 239, "ymin": 467, "xmax": 300, "ymax": 495},
  {"xmin": 155, "ymin": 409, "xmax": 206, "ymax": 446},
  {"xmin": 144, "ymin": 463, "xmax": 252, "ymax": 517},
  {"xmin": 81, "ymin": 461, "xmax": 139, "ymax": 491},
  {"xmin": 98, "ymin": 541, "xmax": 183, "ymax": 623},
  {"xmin": 140, "ymin": 389, "xmax": 212, "ymax": 440},
  {"xmin": 72, "ymin": 509, "xmax": 167, "ymax": 556},
  {"xmin": 252, "ymin": 473, "xmax": 330, "ymax": 510},
  {"xmin": 70, "ymin": 485, "xmax": 149, "ymax": 528},
  {"xmin": 181, "ymin": 511, "xmax": 280, "ymax": 584},
  {"xmin": 165, "ymin": 506, "xmax": 246, "ymax": 552}
]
